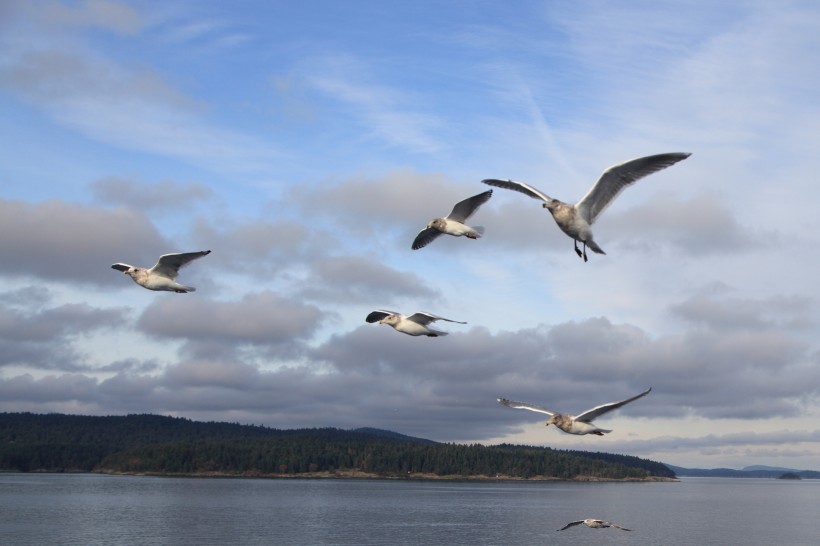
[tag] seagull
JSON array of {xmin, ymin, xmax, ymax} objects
[
  {"xmin": 483, "ymin": 152, "xmax": 691, "ymax": 261},
  {"xmin": 558, "ymin": 519, "xmax": 632, "ymax": 531},
  {"xmin": 111, "ymin": 250, "xmax": 211, "ymax": 293},
  {"xmin": 412, "ymin": 190, "xmax": 493, "ymax": 250},
  {"xmin": 497, "ymin": 387, "xmax": 651, "ymax": 436},
  {"xmin": 365, "ymin": 310, "xmax": 466, "ymax": 337}
]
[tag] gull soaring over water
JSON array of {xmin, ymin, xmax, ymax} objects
[
  {"xmin": 111, "ymin": 250, "xmax": 211, "ymax": 293},
  {"xmin": 365, "ymin": 310, "xmax": 466, "ymax": 337},
  {"xmin": 497, "ymin": 387, "xmax": 651, "ymax": 436},
  {"xmin": 412, "ymin": 190, "xmax": 493, "ymax": 250},
  {"xmin": 558, "ymin": 519, "xmax": 632, "ymax": 532},
  {"xmin": 483, "ymin": 152, "xmax": 690, "ymax": 261}
]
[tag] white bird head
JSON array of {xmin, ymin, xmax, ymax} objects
[
  {"xmin": 379, "ymin": 315, "xmax": 400, "ymax": 326},
  {"xmin": 545, "ymin": 415, "xmax": 558, "ymax": 427}
]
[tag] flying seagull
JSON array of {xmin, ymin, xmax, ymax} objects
[
  {"xmin": 412, "ymin": 190, "xmax": 493, "ymax": 250},
  {"xmin": 483, "ymin": 152, "xmax": 691, "ymax": 261},
  {"xmin": 558, "ymin": 519, "xmax": 632, "ymax": 532},
  {"xmin": 111, "ymin": 250, "xmax": 211, "ymax": 293},
  {"xmin": 365, "ymin": 310, "xmax": 466, "ymax": 337},
  {"xmin": 497, "ymin": 387, "xmax": 651, "ymax": 436}
]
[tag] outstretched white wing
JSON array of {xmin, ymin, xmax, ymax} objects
[
  {"xmin": 150, "ymin": 250, "xmax": 211, "ymax": 279},
  {"xmin": 575, "ymin": 152, "xmax": 690, "ymax": 224},
  {"xmin": 407, "ymin": 312, "xmax": 466, "ymax": 326},
  {"xmin": 575, "ymin": 388, "xmax": 652, "ymax": 423},
  {"xmin": 446, "ymin": 190, "xmax": 493, "ymax": 222},
  {"xmin": 497, "ymin": 397, "xmax": 556, "ymax": 416},
  {"xmin": 482, "ymin": 179, "xmax": 552, "ymax": 203}
]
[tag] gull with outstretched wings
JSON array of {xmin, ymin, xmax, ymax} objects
[
  {"xmin": 111, "ymin": 251, "xmax": 211, "ymax": 293},
  {"xmin": 412, "ymin": 190, "xmax": 493, "ymax": 250},
  {"xmin": 558, "ymin": 519, "xmax": 632, "ymax": 531},
  {"xmin": 497, "ymin": 388, "xmax": 651, "ymax": 435},
  {"xmin": 483, "ymin": 152, "xmax": 690, "ymax": 261},
  {"xmin": 366, "ymin": 310, "xmax": 466, "ymax": 337}
]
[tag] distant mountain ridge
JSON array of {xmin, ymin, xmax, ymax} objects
[
  {"xmin": 667, "ymin": 464, "xmax": 819, "ymax": 479},
  {"xmin": 0, "ymin": 412, "xmax": 673, "ymax": 480}
]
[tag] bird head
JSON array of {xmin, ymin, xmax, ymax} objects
[
  {"xmin": 545, "ymin": 415, "xmax": 558, "ymax": 427},
  {"xmin": 379, "ymin": 315, "xmax": 399, "ymax": 326}
]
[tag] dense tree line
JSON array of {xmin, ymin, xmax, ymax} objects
[{"xmin": 0, "ymin": 412, "xmax": 674, "ymax": 479}]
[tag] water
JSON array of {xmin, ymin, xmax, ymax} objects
[{"xmin": 0, "ymin": 474, "xmax": 817, "ymax": 545}]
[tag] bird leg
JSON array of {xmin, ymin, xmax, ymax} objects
[
  {"xmin": 574, "ymin": 241, "xmax": 583, "ymax": 259},
  {"xmin": 583, "ymin": 243, "xmax": 588, "ymax": 262}
]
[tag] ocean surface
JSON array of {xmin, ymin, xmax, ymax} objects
[{"xmin": 0, "ymin": 473, "xmax": 817, "ymax": 545}]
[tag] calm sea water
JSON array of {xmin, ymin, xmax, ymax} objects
[{"xmin": 0, "ymin": 473, "xmax": 817, "ymax": 545}]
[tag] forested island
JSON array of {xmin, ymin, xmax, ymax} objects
[{"xmin": 0, "ymin": 412, "xmax": 675, "ymax": 481}]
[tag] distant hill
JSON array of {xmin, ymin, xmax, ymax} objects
[
  {"xmin": 0, "ymin": 412, "xmax": 674, "ymax": 480},
  {"xmin": 667, "ymin": 464, "xmax": 819, "ymax": 479}
]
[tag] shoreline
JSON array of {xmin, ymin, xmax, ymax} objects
[{"xmin": 86, "ymin": 469, "xmax": 677, "ymax": 482}]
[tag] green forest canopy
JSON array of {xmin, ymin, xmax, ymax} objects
[{"xmin": 0, "ymin": 412, "xmax": 674, "ymax": 480}]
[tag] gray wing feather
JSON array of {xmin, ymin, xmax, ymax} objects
[
  {"xmin": 575, "ymin": 388, "xmax": 652, "ymax": 423},
  {"xmin": 557, "ymin": 521, "xmax": 584, "ymax": 531},
  {"xmin": 412, "ymin": 228, "xmax": 443, "ymax": 250},
  {"xmin": 482, "ymin": 179, "xmax": 552, "ymax": 203},
  {"xmin": 575, "ymin": 152, "xmax": 691, "ymax": 224},
  {"xmin": 407, "ymin": 312, "xmax": 466, "ymax": 325},
  {"xmin": 497, "ymin": 397, "xmax": 556, "ymax": 416},
  {"xmin": 151, "ymin": 250, "xmax": 211, "ymax": 279},
  {"xmin": 446, "ymin": 190, "xmax": 492, "ymax": 222},
  {"xmin": 365, "ymin": 310, "xmax": 399, "ymax": 323}
]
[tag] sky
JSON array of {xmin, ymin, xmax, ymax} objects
[{"xmin": 1, "ymin": 0, "xmax": 819, "ymax": 470}]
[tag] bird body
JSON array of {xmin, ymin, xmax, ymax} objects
[
  {"xmin": 412, "ymin": 190, "xmax": 492, "ymax": 250},
  {"xmin": 366, "ymin": 310, "xmax": 466, "ymax": 337},
  {"xmin": 497, "ymin": 387, "xmax": 651, "ymax": 436},
  {"xmin": 111, "ymin": 250, "xmax": 211, "ymax": 293},
  {"xmin": 483, "ymin": 152, "xmax": 690, "ymax": 260},
  {"xmin": 558, "ymin": 519, "xmax": 631, "ymax": 531}
]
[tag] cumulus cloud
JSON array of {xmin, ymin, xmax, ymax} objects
[
  {"xmin": 298, "ymin": 255, "xmax": 440, "ymax": 304},
  {"xmin": 136, "ymin": 291, "xmax": 325, "ymax": 345},
  {"xmin": 91, "ymin": 176, "xmax": 213, "ymax": 213},
  {"xmin": 0, "ymin": 292, "xmax": 127, "ymax": 370},
  {"xmin": 0, "ymin": 198, "xmax": 169, "ymax": 286}
]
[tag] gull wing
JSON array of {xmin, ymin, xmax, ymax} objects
[
  {"xmin": 482, "ymin": 179, "xmax": 552, "ymax": 203},
  {"xmin": 575, "ymin": 387, "xmax": 652, "ymax": 423},
  {"xmin": 406, "ymin": 312, "xmax": 466, "ymax": 326},
  {"xmin": 497, "ymin": 397, "xmax": 556, "ymax": 416},
  {"xmin": 446, "ymin": 190, "xmax": 492, "ymax": 222},
  {"xmin": 575, "ymin": 152, "xmax": 691, "ymax": 224},
  {"xmin": 411, "ymin": 227, "xmax": 443, "ymax": 250},
  {"xmin": 111, "ymin": 263, "xmax": 131, "ymax": 272},
  {"xmin": 557, "ymin": 521, "xmax": 585, "ymax": 531},
  {"xmin": 365, "ymin": 310, "xmax": 400, "ymax": 323},
  {"xmin": 608, "ymin": 522, "xmax": 632, "ymax": 531},
  {"xmin": 150, "ymin": 250, "xmax": 211, "ymax": 279}
]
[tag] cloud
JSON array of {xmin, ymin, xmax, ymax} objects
[
  {"xmin": 0, "ymin": 198, "xmax": 168, "ymax": 286},
  {"xmin": 0, "ymin": 4, "xmax": 278, "ymax": 172},
  {"xmin": 91, "ymin": 176, "xmax": 213, "ymax": 213},
  {"xmin": 298, "ymin": 255, "xmax": 440, "ymax": 304},
  {"xmin": 40, "ymin": 0, "xmax": 144, "ymax": 35},
  {"xmin": 136, "ymin": 291, "xmax": 325, "ymax": 345},
  {"xmin": 304, "ymin": 55, "xmax": 449, "ymax": 154},
  {"xmin": 0, "ymin": 292, "xmax": 127, "ymax": 370}
]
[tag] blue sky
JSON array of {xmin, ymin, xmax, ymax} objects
[{"xmin": 2, "ymin": 0, "xmax": 820, "ymax": 470}]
